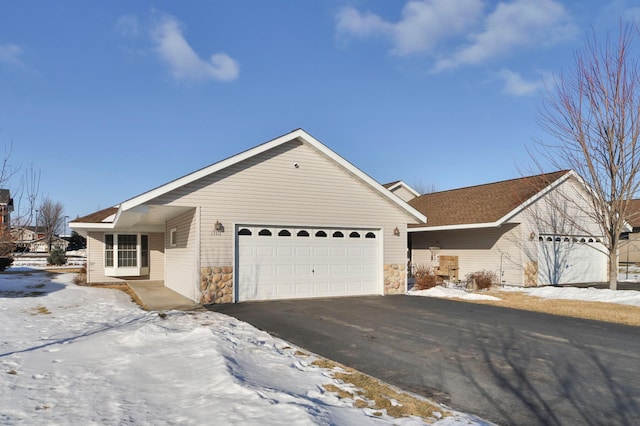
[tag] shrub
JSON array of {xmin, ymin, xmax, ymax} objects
[
  {"xmin": 73, "ymin": 264, "xmax": 87, "ymax": 285},
  {"xmin": 47, "ymin": 248, "xmax": 67, "ymax": 266},
  {"xmin": 466, "ymin": 270, "xmax": 497, "ymax": 290},
  {"xmin": 413, "ymin": 265, "xmax": 441, "ymax": 290}
]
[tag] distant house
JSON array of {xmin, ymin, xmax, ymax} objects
[
  {"xmin": 383, "ymin": 181, "xmax": 420, "ymax": 202},
  {"xmin": 29, "ymin": 236, "xmax": 69, "ymax": 253},
  {"xmin": 0, "ymin": 189, "xmax": 13, "ymax": 228},
  {"xmin": 11, "ymin": 226, "xmax": 68, "ymax": 253},
  {"xmin": 619, "ymin": 199, "xmax": 640, "ymax": 264},
  {"xmin": 407, "ymin": 171, "xmax": 609, "ymax": 286}
]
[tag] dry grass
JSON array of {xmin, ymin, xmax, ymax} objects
[
  {"xmin": 96, "ymin": 283, "xmax": 145, "ymax": 308},
  {"xmin": 311, "ymin": 359, "xmax": 448, "ymax": 422},
  {"xmin": 470, "ymin": 289, "xmax": 640, "ymax": 326}
]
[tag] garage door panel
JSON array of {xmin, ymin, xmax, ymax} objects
[
  {"xmin": 238, "ymin": 226, "xmax": 381, "ymax": 301},
  {"xmin": 538, "ymin": 239, "xmax": 607, "ymax": 285}
]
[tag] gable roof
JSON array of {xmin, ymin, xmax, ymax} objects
[
  {"xmin": 383, "ymin": 180, "xmax": 420, "ymax": 198},
  {"xmin": 71, "ymin": 129, "xmax": 426, "ymax": 229},
  {"xmin": 408, "ymin": 170, "xmax": 571, "ymax": 231}
]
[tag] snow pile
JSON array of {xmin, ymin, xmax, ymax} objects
[
  {"xmin": 408, "ymin": 286, "xmax": 500, "ymax": 301},
  {"xmin": 501, "ymin": 285, "xmax": 640, "ymax": 307},
  {"xmin": 0, "ymin": 269, "xmax": 481, "ymax": 425}
]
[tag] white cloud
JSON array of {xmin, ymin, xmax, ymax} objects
[
  {"xmin": 0, "ymin": 43, "xmax": 25, "ymax": 67},
  {"xmin": 150, "ymin": 15, "xmax": 239, "ymax": 83},
  {"xmin": 336, "ymin": 0, "xmax": 577, "ymax": 73},
  {"xmin": 336, "ymin": 0, "xmax": 484, "ymax": 56},
  {"xmin": 434, "ymin": 0, "xmax": 577, "ymax": 71},
  {"xmin": 495, "ymin": 69, "xmax": 543, "ymax": 96}
]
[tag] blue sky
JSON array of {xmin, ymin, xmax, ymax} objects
[{"xmin": 1, "ymin": 1, "xmax": 639, "ymax": 226}]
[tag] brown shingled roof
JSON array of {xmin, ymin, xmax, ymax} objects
[
  {"xmin": 408, "ymin": 171, "xmax": 570, "ymax": 228},
  {"xmin": 72, "ymin": 207, "xmax": 118, "ymax": 224}
]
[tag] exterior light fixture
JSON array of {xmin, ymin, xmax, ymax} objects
[
  {"xmin": 214, "ymin": 221, "xmax": 224, "ymax": 232},
  {"xmin": 393, "ymin": 226, "xmax": 400, "ymax": 236}
]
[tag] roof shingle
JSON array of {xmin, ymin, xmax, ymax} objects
[{"xmin": 408, "ymin": 171, "xmax": 570, "ymax": 228}]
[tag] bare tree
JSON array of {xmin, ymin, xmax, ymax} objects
[
  {"xmin": 534, "ymin": 22, "xmax": 640, "ymax": 290},
  {"xmin": 412, "ymin": 181, "xmax": 438, "ymax": 195},
  {"xmin": 38, "ymin": 198, "xmax": 64, "ymax": 252}
]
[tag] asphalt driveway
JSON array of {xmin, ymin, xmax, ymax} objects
[{"xmin": 210, "ymin": 295, "xmax": 640, "ymax": 426}]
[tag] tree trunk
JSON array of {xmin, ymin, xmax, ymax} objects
[{"xmin": 609, "ymin": 249, "xmax": 618, "ymax": 290}]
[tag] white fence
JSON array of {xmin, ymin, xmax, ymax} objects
[{"xmin": 11, "ymin": 253, "xmax": 86, "ymax": 267}]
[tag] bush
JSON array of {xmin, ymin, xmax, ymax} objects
[
  {"xmin": 466, "ymin": 270, "xmax": 497, "ymax": 290},
  {"xmin": 47, "ymin": 248, "xmax": 67, "ymax": 266},
  {"xmin": 0, "ymin": 256, "xmax": 13, "ymax": 271},
  {"xmin": 73, "ymin": 263, "xmax": 87, "ymax": 285},
  {"xmin": 413, "ymin": 265, "xmax": 442, "ymax": 290}
]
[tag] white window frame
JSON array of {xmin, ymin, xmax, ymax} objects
[
  {"xmin": 170, "ymin": 228, "xmax": 178, "ymax": 247},
  {"xmin": 104, "ymin": 233, "xmax": 150, "ymax": 277}
]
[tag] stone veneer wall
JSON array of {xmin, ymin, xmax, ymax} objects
[
  {"xmin": 384, "ymin": 264, "xmax": 406, "ymax": 295},
  {"xmin": 200, "ymin": 266, "xmax": 233, "ymax": 304}
]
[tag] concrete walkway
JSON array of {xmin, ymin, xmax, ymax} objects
[{"xmin": 127, "ymin": 281, "xmax": 201, "ymax": 311}]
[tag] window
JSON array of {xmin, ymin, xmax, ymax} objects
[
  {"xmin": 170, "ymin": 228, "xmax": 177, "ymax": 247},
  {"xmin": 315, "ymin": 230, "xmax": 327, "ymax": 237},
  {"xmin": 349, "ymin": 232, "xmax": 361, "ymax": 238},
  {"xmin": 238, "ymin": 228, "xmax": 252, "ymax": 236},
  {"xmin": 104, "ymin": 233, "xmax": 149, "ymax": 277},
  {"xmin": 105, "ymin": 234, "xmax": 114, "ymax": 267},
  {"xmin": 141, "ymin": 235, "xmax": 149, "ymax": 268},
  {"xmin": 278, "ymin": 230, "xmax": 291, "ymax": 236},
  {"xmin": 297, "ymin": 230, "xmax": 309, "ymax": 237},
  {"xmin": 332, "ymin": 231, "xmax": 344, "ymax": 238},
  {"xmin": 365, "ymin": 232, "xmax": 376, "ymax": 239},
  {"xmin": 118, "ymin": 235, "xmax": 137, "ymax": 267},
  {"xmin": 259, "ymin": 229, "xmax": 272, "ymax": 236}
]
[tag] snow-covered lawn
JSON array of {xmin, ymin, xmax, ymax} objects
[
  {"xmin": 0, "ymin": 269, "xmax": 483, "ymax": 425},
  {"xmin": 408, "ymin": 281, "xmax": 640, "ymax": 308}
]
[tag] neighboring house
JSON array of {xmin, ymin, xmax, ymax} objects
[
  {"xmin": 407, "ymin": 170, "xmax": 608, "ymax": 286},
  {"xmin": 29, "ymin": 236, "xmax": 69, "ymax": 253},
  {"xmin": 0, "ymin": 189, "xmax": 13, "ymax": 228},
  {"xmin": 70, "ymin": 129, "xmax": 426, "ymax": 303},
  {"xmin": 12, "ymin": 226, "xmax": 41, "ymax": 250},
  {"xmin": 383, "ymin": 181, "xmax": 420, "ymax": 202},
  {"xmin": 619, "ymin": 199, "xmax": 640, "ymax": 264},
  {"xmin": 11, "ymin": 226, "xmax": 68, "ymax": 252}
]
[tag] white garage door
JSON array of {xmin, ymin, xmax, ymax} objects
[
  {"xmin": 237, "ymin": 225, "xmax": 380, "ymax": 301},
  {"xmin": 538, "ymin": 236, "xmax": 607, "ymax": 285}
]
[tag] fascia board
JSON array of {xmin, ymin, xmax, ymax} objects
[{"xmin": 408, "ymin": 222, "xmax": 498, "ymax": 232}]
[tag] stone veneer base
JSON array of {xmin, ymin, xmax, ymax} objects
[{"xmin": 200, "ymin": 266, "xmax": 233, "ymax": 304}]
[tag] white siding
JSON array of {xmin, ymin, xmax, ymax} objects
[
  {"xmin": 151, "ymin": 140, "xmax": 415, "ymax": 269},
  {"xmin": 165, "ymin": 209, "xmax": 198, "ymax": 300},
  {"xmin": 391, "ymin": 185, "xmax": 417, "ymax": 202},
  {"xmin": 411, "ymin": 224, "xmax": 523, "ymax": 285}
]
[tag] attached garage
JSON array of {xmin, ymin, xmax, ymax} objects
[
  {"xmin": 538, "ymin": 236, "xmax": 607, "ymax": 284},
  {"xmin": 71, "ymin": 129, "xmax": 426, "ymax": 303},
  {"xmin": 236, "ymin": 225, "xmax": 381, "ymax": 301}
]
